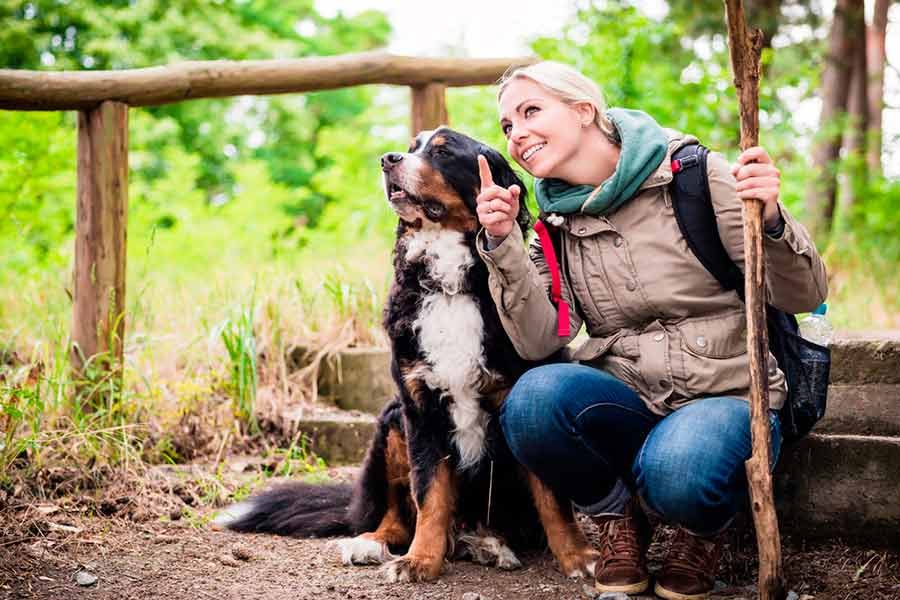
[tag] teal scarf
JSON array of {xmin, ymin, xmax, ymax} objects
[{"xmin": 534, "ymin": 108, "xmax": 668, "ymax": 216}]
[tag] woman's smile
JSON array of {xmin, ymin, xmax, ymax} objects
[{"xmin": 522, "ymin": 142, "xmax": 546, "ymax": 162}]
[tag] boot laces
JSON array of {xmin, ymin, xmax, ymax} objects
[
  {"xmin": 666, "ymin": 529, "xmax": 721, "ymax": 577},
  {"xmin": 599, "ymin": 517, "xmax": 642, "ymax": 568}
]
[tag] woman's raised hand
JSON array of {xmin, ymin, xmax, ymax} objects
[{"xmin": 476, "ymin": 154, "xmax": 520, "ymax": 240}]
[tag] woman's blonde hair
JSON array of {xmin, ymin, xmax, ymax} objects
[{"xmin": 497, "ymin": 61, "xmax": 617, "ymax": 140}]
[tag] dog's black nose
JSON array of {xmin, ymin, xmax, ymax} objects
[{"xmin": 381, "ymin": 153, "xmax": 403, "ymax": 171}]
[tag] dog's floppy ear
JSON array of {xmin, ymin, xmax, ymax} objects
[{"xmin": 479, "ymin": 146, "xmax": 534, "ymax": 235}]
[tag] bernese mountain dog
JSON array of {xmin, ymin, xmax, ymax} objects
[{"xmin": 218, "ymin": 127, "xmax": 598, "ymax": 583}]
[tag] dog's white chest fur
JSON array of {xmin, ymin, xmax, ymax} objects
[{"xmin": 407, "ymin": 230, "xmax": 489, "ymax": 469}]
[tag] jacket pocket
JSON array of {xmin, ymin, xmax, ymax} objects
[{"xmin": 674, "ymin": 310, "xmax": 750, "ymax": 398}]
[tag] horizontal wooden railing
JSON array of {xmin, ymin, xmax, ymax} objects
[
  {"xmin": 0, "ymin": 52, "xmax": 535, "ymax": 387},
  {"xmin": 0, "ymin": 51, "xmax": 534, "ymax": 110}
]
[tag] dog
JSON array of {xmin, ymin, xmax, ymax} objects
[{"xmin": 218, "ymin": 127, "xmax": 598, "ymax": 583}]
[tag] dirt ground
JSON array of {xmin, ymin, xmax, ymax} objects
[{"xmin": 1, "ymin": 461, "xmax": 898, "ymax": 600}]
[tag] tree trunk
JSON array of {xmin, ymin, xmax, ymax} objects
[
  {"xmin": 842, "ymin": 4, "xmax": 869, "ymax": 210},
  {"xmin": 805, "ymin": 0, "xmax": 865, "ymax": 240},
  {"xmin": 866, "ymin": 0, "xmax": 890, "ymax": 177}
]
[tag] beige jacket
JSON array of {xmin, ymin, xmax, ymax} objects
[{"xmin": 478, "ymin": 133, "xmax": 828, "ymax": 415}]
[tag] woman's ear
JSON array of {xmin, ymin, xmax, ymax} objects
[{"xmin": 574, "ymin": 101, "xmax": 596, "ymax": 128}]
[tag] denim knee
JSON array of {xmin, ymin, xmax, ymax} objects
[{"xmin": 632, "ymin": 397, "xmax": 781, "ymax": 535}]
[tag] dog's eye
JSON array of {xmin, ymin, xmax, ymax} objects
[
  {"xmin": 431, "ymin": 146, "xmax": 450, "ymax": 158},
  {"xmin": 423, "ymin": 201, "xmax": 446, "ymax": 219}
]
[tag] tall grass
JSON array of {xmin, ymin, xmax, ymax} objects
[{"xmin": 215, "ymin": 295, "xmax": 259, "ymax": 434}]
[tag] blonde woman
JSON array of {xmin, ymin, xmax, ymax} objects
[{"xmin": 476, "ymin": 61, "xmax": 826, "ymax": 599}]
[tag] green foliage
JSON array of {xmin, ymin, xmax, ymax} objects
[
  {"xmin": 0, "ymin": 111, "xmax": 76, "ymax": 272},
  {"xmin": 216, "ymin": 299, "xmax": 259, "ymax": 434},
  {"xmin": 0, "ymin": 0, "xmax": 391, "ymax": 227}
]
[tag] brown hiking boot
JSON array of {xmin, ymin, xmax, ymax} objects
[
  {"xmin": 592, "ymin": 497, "xmax": 650, "ymax": 595},
  {"xmin": 654, "ymin": 527, "xmax": 726, "ymax": 600}
]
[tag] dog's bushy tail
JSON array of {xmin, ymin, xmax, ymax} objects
[{"xmin": 216, "ymin": 482, "xmax": 354, "ymax": 538}]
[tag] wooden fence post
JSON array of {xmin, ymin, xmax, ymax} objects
[
  {"xmin": 410, "ymin": 83, "xmax": 448, "ymax": 136},
  {"xmin": 72, "ymin": 100, "xmax": 128, "ymax": 395}
]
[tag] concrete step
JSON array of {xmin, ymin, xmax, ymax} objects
[
  {"xmin": 298, "ymin": 413, "xmax": 900, "ymax": 545},
  {"xmin": 293, "ymin": 410, "xmax": 376, "ymax": 465},
  {"xmin": 830, "ymin": 337, "xmax": 900, "ymax": 384},
  {"xmin": 775, "ymin": 433, "xmax": 900, "ymax": 546},
  {"xmin": 817, "ymin": 384, "xmax": 900, "ymax": 436},
  {"xmin": 288, "ymin": 337, "xmax": 900, "ymax": 415},
  {"xmin": 287, "ymin": 345, "xmax": 395, "ymax": 415},
  {"xmin": 284, "ymin": 336, "xmax": 900, "ymax": 543}
]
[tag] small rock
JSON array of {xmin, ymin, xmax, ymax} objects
[
  {"xmin": 594, "ymin": 593, "xmax": 630, "ymax": 600},
  {"xmin": 785, "ymin": 592, "xmax": 800, "ymax": 600},
  {"xmin": 231, "ymin": 543, "xmax": 254, "ymax": 561},
  {"xmin": 461, "ymin": 593, "xmax": 486, "ymax": 600},
  {"xmin": 75, "ymin": 570, "xmax": 97, "ymax": 587},
  {"xmin": 219, "ymin": 555, "xmax": 240, "ymax": 567}
]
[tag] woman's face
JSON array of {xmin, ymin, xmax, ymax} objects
[{"xmin": 498, "ymin": 77, "xmax": 591, "ymax": 180}]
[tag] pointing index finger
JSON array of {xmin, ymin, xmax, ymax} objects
[{"xmin": 477, "ymin": 154, "xmax": 494, "ymax": 190}]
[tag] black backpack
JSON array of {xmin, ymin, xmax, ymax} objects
[{"xmin": 669, "ymin": 143, "xmax": 830, "ymax": 443}]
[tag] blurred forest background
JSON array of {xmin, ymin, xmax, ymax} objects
[{"xmin": 1, "ymin": 0, "xmax": 898, "ymax": 473}]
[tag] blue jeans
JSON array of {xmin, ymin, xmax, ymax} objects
[{"xmin": 500, "ymin": 363, "xmax": 782, "ymax": 536}]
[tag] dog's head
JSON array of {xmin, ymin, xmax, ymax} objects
[{"xmin": 380, "ymin": 127, "xmax": 532, "ymax": 235}]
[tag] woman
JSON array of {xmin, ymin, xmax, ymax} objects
[{"xmin": 475, "ymin": 61, "xmax": 827, "ymax": 599}]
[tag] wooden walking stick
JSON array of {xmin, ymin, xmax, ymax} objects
[{"xmin": 723, "ymin": 2, "xmax": 786, "ymax": 600}]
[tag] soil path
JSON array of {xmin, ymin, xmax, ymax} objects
[
  {"xmin": 2, "ymin": 462, "xmax": 898, "ymax": 600},
  {"xmin": 3, "ymin": 514, "xmax": 899, "ymax": 600}
]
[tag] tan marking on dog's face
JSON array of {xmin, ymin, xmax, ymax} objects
[{"xmin": 414, "ymin": 164, "xmax": 478, "ymax": 233}]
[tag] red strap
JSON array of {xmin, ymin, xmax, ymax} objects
[{"xmin": 533, "ymin": 220, "xmax": 571, "ymax": 337}]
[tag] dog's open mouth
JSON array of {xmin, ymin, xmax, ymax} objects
[{"xmin": 388, "ymin": 182, "xmax": 409, "ymax": 201}]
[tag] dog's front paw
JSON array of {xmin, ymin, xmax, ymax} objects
[
  {"xmin": 557, "ymin": 546, "xmax": 600, "ymax": 579},
  {"xmin": 383, "ymin": 554, "xmax": 444, "ymax": 582},
  {"xmin": 337, "ymin": 535, "xmax": 394, "ymax": 565}
]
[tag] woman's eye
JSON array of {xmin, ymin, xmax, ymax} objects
[
  {"xmin": 501, "ymin": 123, "xmax": 512, "ymax": 136},
  {"xmin": 524, "ymin": 105, "xmax": 539, "ymax": 117}
]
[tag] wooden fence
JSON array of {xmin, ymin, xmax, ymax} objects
[{"xmin": 0, "ymin": 51, "xmax": 534, "ymax": 378}]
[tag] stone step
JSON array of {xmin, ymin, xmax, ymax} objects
[
  {"xmin": 288, "ymin": 337, "xmax": 900, "ymax": 417},
  {"xmin": 830, "ymin": 337, "xmax": 900, "ymax": 384},
  {"xmin": 294, "ymin": 411, "xmax": 376, "ymax": 465},
  {"xmin": 816, "ymin": 384, "xmax": 900, "ymax": 436},
  {"xmin": 287, "ymin": 346, "xmax": 395, "ymax": 415},
  {"xmin": 295, "ymin": 413, "xmax": 900, "ymax": 545},
  {"xmin": 775, "ymin": 433, "xmax": 900, "ymax": 546}
]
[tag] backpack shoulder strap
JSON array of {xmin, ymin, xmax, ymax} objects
[
  {"xmin": 670, "ymin": 143, "xmax": 745, "ymax": 298},
  {"xmin": 533, "ymin": 219, "xmax": 571, "ymax": 337}
]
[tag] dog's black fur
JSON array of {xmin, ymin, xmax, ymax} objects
[{"xmin": 224, "ymin": 128, "xmax": 595, "ymax": 581}]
